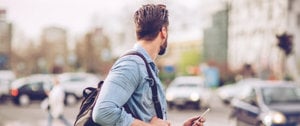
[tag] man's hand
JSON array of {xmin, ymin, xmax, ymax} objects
[
  {"xmin": 183, "ymin": 116, "xmax": 205, "ymax": 126},
  {"xmin": 150, "ymin": 116, "xmax": 170, "ymax": 126}
]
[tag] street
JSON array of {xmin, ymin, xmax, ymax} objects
[{"xmin": 0, "ymin": 91, "xmax": 232, "ymax": 126}]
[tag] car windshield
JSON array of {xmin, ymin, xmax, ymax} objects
[{"xmin": 262, "ymin": 86, "xmax": 300, "ymax": 105}]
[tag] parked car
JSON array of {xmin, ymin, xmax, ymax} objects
[
  {"xmin": 57, "ymin": 72, "xmax": 101, "ymax": 105},
  {"xmin": 165, "ymin": 76, "xmax": 211, "ymax": 110},
  {"xmin": 0, "ymin": 70, "xmax": 16, "ymax": 102},
  {"xmin": 216, "ymin": 78, "xmax": 261, "ymax": 105},
  {"xmin": 230, "ymin": 81, "xmax": 300, "ymax": 126},
  {"xmin": 10, "ymin": 74, "xmax": 53, "ymax": 106}
]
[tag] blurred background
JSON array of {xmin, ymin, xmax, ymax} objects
[{"xmin": 0, "ymin": 0, "xmax": 300, "ymax": 126}]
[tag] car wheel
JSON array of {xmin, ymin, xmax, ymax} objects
[
  {"xmin": 257, "ymin": 121, "xmax": 265, "ymax": 126},
  {"xmin": 195, "ymin": 102, "xmax": 202, "ymax": 110},
  {"xmin": 18, "ymin": 94, "xmax": 30, "ymax": 106},
  {"xmin": 65, "ymin": 94, "xmax": 77, "ymax": 106},
  {"xmin": 229, "ymin": 116, "xmax": 248, "ymax": 126},
  {"xmin": 168, "ymin": 104, "xmax": 174, "ymax": 110},
  {"xmin": 0, "ymin": 95, "xmax": 7, "ymax": 104},
  {"xmin": 176, "ymin": 105, "xmax": 185, "ymax": 110}
]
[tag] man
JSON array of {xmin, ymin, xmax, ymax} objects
[
  {"xmin": 47, "ymin": 77, "xmax": 71, "ymax": 126},
  {"xmin": 92, "ymin": 4, "xmax": 205, "ymax": 126}
]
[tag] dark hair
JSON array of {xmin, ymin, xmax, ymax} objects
[{"xmin": 134, "ymin": 4, "xmax": 169, "ymax": 41}]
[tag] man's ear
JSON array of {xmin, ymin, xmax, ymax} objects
[{"xmin": 161, "ymin": 26, "xmax": 167, "ymax": 39}]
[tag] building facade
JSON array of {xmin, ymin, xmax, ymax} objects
[
  {"xmin": 162, "ymin": 40, "xmax": 202, "ymax": 65},
  {"xmin": 286, "ymin": 0, "xmax": 300, "ymax": 82},
  {"xmin": 203, "ymin": 9, "xmax": 230, "ymax": 82},
  {"xmin": 228, "ymin": 0, "xmax": 292, "ymax": 79},
  {"xmin": 203, "ymin": 9, "xmax": 228, "ymax": 64},
  {"xmin": 41, "ymin": 26, "xmax": 68, "ymax": 73},
  {"xmin": 0, "ymin": 9, "xmax": 12, "ymax": 70},
  {"xmin": 158, "ymin": 39, "xmax": 202, "ymax": 76},
  {"xmin": 287, "ymin": 0, "xmax": 300, "ymax": 64},
  {"xmin": 85, "ymin": 28, "xmax": 112, "ymax": 74}
]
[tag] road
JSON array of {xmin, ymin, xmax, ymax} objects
[{"xmin": 0, "ymin": 92, "xmax": 232, "ymax": 126}]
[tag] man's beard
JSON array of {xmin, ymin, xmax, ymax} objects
[{"xmin": 158, "ymin": 39, "xmax": 168, "ymax": 55}]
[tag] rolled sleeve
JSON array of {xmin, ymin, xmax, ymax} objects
[
  {"xmin": 92, "ymin": 59, "xmax": 141, "ymax": 126},
  {"xmin": 92, "ymin": 101, "xmax": 135, "ymax": 126}
]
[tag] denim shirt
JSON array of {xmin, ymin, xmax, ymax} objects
[{"xmin": 92, "ymin": 43, "xmax": 168, "ymax": 126}]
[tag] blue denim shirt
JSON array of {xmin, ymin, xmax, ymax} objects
[{"xmin": 92, "ymin": 43, "xmax": 168, "ymax": 126}]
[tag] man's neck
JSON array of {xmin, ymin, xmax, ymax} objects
[{"xmin": 137, "ymin": 39, "xmax": 160, "ymax": 61}]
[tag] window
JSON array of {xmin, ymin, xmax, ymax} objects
[
  {"xmin": 22, "ymin": 83, "xmax": 31, "ymax": 90},
  {"xmin": 243, "ymin": 89, "xmax": 258, "ymax": 106},
  {"xmin": 43, "ymin": 83, "xmax": 52, "ymax": 92},
  {"xmin": 69, "ymin": 76, "xmax": 85, "ymax": 82},
  {"xmin": 288, "ymin": 0, "xmax": 295, "ymax": 11},
  {"xmin": 262, "ymin": 87, "xmax": 300, "ymax": 105},
  {"xmin": 30, "ymin": 82, "xmax": 43, "ymax": 91}
]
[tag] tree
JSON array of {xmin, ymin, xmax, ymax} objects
[{"xmin": 178, "ymin": 50, "xmax": 202, "ymax": 75}]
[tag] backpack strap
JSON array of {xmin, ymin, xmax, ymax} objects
[{"xmin": 123, "ymin": 51, "xmax": 163, "ymax": 119}]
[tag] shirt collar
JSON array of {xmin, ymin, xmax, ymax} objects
[{"xmin": 132, "ymin": 43, "xmax": 154, "ymax": 64}]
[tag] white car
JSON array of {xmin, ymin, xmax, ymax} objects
[
  {"xmin": 0, "ymin": 70, "xmax": 16, "ymax": 101},
  {"xmin": 57, "ymin": 72, "xmax": 101, "ymax": 105},
  {"xmin": 165, "ymin": 76, "xmax": 211, "ymax": 110},
  {"xmin": 216, "ymin": 78, "xmax": 261, "ymax": 105}
]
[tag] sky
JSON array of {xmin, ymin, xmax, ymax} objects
[
  {"xmin": 1, "ymin": 0, "xmax": 132, "ymax": 38},
  {"xmin": 0, "ymin": 0, "xmax": 222, "ymax": 43}
]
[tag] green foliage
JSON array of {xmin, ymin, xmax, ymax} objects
[
  {"xmin": 177, "ymin": 50, "xmax": 202, "ymax": 75},
  {"xmin": 159, "ymin": 71, "xmax": 176, "ymax": 88}
]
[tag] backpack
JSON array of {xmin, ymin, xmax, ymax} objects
[{"xmin": 74, "ymin": 52, "xmax": 163, "ymax": 126}]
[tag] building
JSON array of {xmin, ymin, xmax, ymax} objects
[
  {"xmin": 86, "ymin": 28, "xmax": 112, "ymax": 74},
  {"xmin": 0, "ymin": 9, "xmax": 12, "ymax": 70},
  {"xmin": 158, "ymin": 39, "xmax": 202, "ymax": 75},
  {"xmin": 91, "ymin": 28, "xmax": 112, "ymax": 62},
  {"xmin": 286, "ymin": 0, "xmax": 300, "ymax": 82},
  {"xmin": 203, "ymin": 9, "xmax": 229, "ymax": 82},
  {"xmin": 227, "ymin": 0, "xmax": 291, "ymax": 79},
  {"xmin": 287, "ymin": 0, "xmax": 300, "ymax": 58},
  {"xmin": 227, "ymin": 0, "xmax": 300, "ymax": 80},
  {"xmin": 203, "ymin": 9, "xmax": 228, "ymax": 64},
  {"xmin": 40, "ymin": 26, "xmax": 68, "ymax": 73}
]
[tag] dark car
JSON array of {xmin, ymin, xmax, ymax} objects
[
  {"xmin": 10, "ymin": 74, "xmax": 53, "ymax": 106},
  {"xmin": 230, "ymin": 81, "xmax": 300, "ymax": 126}
]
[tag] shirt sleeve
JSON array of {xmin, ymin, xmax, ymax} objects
[{"xmin": 92, "ymin": 58, "xmax": 141, "ymax": 126}]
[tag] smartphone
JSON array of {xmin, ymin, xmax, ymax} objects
[{"xmin": 196, "ymin": 108, "xmax": 210, "ymax": 121}]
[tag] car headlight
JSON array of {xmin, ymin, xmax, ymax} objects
[
  {"xmin": 190, "ymin": 92, "xmax": 200, "ymax": 101},
  {"xmin": 218, "ymin": 91, "xmax": 229, "ymax": 99},
  {"xmin": 166, "ymin": 92, "xmax": 174, "ymax": 101},
  {"xmin": 263, "ymin": 111, "xmax": 286, "ymax": 125}
]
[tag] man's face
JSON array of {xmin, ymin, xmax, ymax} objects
[{"xmin": 158, "ymin": 33, "xmax": 168, "ymax": 55}]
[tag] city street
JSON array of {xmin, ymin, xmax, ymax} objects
[
  {"xmin": 0, "ymin": 91, "xmax": 232, "ymax": 126},
  {"xmin": 1, "ymin": 0, "xmax": 300, "ymax": 125}
]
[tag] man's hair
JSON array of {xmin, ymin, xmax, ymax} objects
[{"xmin": 134, "ymin": 4, "xmax": 169, "ymax": 41}]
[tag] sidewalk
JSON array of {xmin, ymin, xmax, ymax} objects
[{"xmin": 3, "ymin": 119, "xmax": 76, "ymax": 126}]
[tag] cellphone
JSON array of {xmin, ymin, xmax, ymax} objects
[
  {"xmin": 196, "ymin": 108, "xmax": 210, "ymax": 121},
  {"xmin": 200, "ymin": 108, "xmax": 210, "ymax": 117}
]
